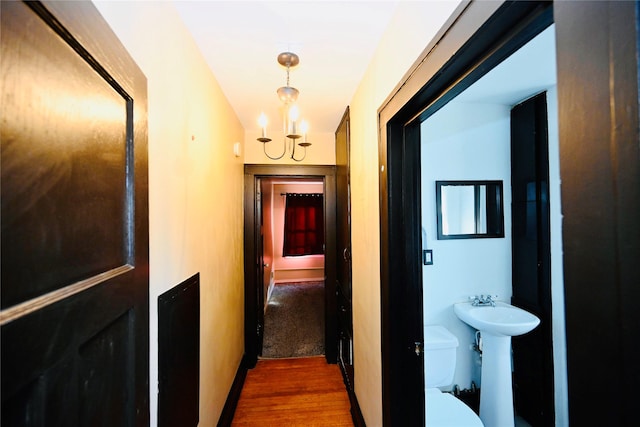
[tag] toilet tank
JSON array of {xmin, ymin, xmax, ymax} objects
[{"xmin": 424, "ymin": 325, "xmax": 459, "ymax": 388}]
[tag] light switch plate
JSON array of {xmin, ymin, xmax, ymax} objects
[{"xmin": 423, "ymin": 249, "xmax": 433, "ymax": 265}]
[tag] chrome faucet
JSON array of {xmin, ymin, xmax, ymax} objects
[{"xmin": 470, "ymin": 294, "xmax": 496, "ymax": 307}]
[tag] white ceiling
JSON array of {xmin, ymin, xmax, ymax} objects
[
  {"xmin": 454, "ymin": 24, "xmax": 556, "ymax": 106},
  {"xmin": 173, "ymin": 0, "xmax": 400, "ymax": 134},
  {"xmin": 173, "ymin": 2, "xmax": 556, "ymax": 137}
]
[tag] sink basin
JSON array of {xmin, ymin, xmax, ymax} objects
[{"xmin": 454, "ymin": 301, "xmax": 540, "ymax": 336}]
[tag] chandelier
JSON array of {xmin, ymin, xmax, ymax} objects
[{"xmin": 257, "ymin": 52, "xmax": 310, "ymax": 162}]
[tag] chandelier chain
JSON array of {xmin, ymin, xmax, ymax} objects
[{"xmin": 286, "ymin": 65, "xmax": 290, "ymax": 88}]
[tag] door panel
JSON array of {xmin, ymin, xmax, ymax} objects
[
  {"xmin": 3, "ymin": 303, "xmax": 136, "ymax": 426},
  {"xmin": 1, "ymin": 1, "xmax": 149, "ymax": 425},
  {"xmin": 335, "ymin": 108, "xmax": 353, "ymax": 389},
  {"xmin": 336, "ymin": 108, "xmax": 352, "ymax": 301},
  {"xmin": 1, "ymin": 0, "xmax": 129, "ymax": 308}
]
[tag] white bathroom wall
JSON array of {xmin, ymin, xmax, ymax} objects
[
  {"xmin": 421, "ymin": 102, "xmax": 513, "ymax": 390},
  {"xmin": 420, "ymin": 85, "xmax": 568, "ymax": 425}
]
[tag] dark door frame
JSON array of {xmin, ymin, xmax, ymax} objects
[
  {"xmin": 379, "ymin": 0, "xmax": 640, "ymax": 425},
  {"xmin": 378, "ymin": 2, "xmax": 553, "ymax": 425},
  {"xmin": 243, "ymin": 164, "xmax": 337, "ymax": 367},
  {"xmin": 554, "ymin": 1, "xmax": 640, "ymax": 425}
]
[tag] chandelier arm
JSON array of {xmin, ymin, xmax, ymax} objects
[
  {"xmin": 262, "ymin": 139, "xmax": 287, "ymax": 160},
  {"xmin": 290, "ymin": 144, "xmax": 307, "ymax": 162}
]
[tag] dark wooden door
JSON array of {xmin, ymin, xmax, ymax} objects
[
  {"xmin": 335, "ymin": 108, "xmax": 354, "ymax": 389},
  {"xmin": 510, "ymin": 92, "xmax": 554, "ymax": 426},
  {"xmin": 1, "ymin": 1, "xmax": 149, "ymax": 425}
]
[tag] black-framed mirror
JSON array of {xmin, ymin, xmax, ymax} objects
[{"xmin": 436, "ymin": 180, "xmax": 504, "ymax": 239}]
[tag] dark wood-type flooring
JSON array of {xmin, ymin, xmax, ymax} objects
[{"xmin": 231, "ymin": 356, "xmax": 354, "ymax": 426}]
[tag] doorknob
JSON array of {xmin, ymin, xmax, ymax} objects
[{"xmin": 343, "ymin": 247, "xmax": 350, "ymax": 261}]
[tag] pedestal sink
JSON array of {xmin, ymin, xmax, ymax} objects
[{"xmin": 454, "ymin": 301, "xmax": 540, "ymax": 427}]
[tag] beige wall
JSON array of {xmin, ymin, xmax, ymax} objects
[
  {"xmin": 348, "ymin": 2, "xmax": 462, "ymax": 425},
  {"xmin": 93, "ymin": 2, "xmax": 245, "ymax": 425}
]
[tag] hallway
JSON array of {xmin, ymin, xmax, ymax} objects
[{"xmin": 231, "ymin": 357, "xmax": 353, "ymax": 426}]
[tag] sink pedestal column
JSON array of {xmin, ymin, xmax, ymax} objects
[{"xmin": 479, "ymin": 333, "xmax": 515, "ymax": 427}]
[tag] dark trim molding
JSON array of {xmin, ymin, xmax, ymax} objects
[
  {"xmin": 243, "ymin": 164, "xmax": 337, "ymax": 367},
  {"xmin": 216, "ymin": 362, "xmax": 248, "ymax": 427},
  {"xmin": 377, "ymin": 1, "xmax": 553, "ymax": 425},
  {"xmin": 555, "ymin": 1, "xmax": 640, "ymax": 424},
  {"xmin": 349, "ymin": 389, "xmax": 366, "ymax": 427}
]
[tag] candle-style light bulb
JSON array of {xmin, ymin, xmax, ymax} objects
[
  {"xmin": 300, "ymin": 120, "xmax": 309, "ymax": 143},
  {"xmin": 258, "ymin": 112, "xmax": 268, "ymax": 138},
  {"xmin": 287, "ymin": 105, "xmax": 300, "ymax": 137},
  {"xmin": 288, "ymin": 104, "xmax": 300, "ymax": 121}
]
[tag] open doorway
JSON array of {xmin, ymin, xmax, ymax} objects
[
  {"xmin": 420, "ymin": 24, "xmax": 562, "ymax": 426},
  {"xmin": 243, "ymin": 165, "xmax": 337, "ymax": 367},
  {"xmin": 377, "ymin": 2, "xmax": 557, "ymax": 425},
  {"xmin": 378, "ymin": 1, "xmax": 638, "ymax": 425},
  {"xmin": 259, "ymin": 178, "xmax": 326, "ymax": 358}
]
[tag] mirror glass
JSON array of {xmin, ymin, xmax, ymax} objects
[{"xmin": 436, "ymin": 180, "xmax": 504, "ymax": 239}]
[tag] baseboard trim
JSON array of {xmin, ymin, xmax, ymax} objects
[
  {"xmin": 339, "ymin": 362, "xmax": 366, "ymax": 427},
  {"xmin": 216, "ymin": 359, "xmax": 248, "ymax": 427},
  {"xmin": 349, "ymin": 388, "xmax": 366, "ymax": 427}
]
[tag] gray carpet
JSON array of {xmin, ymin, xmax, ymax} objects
[{"xmin": 261, "ymin": 281, "xmax": 325, "ymax": 358}]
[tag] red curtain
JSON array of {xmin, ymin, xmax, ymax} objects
[{"xmin": 283, "ymin": 193, "xmax": 324, "ymax": 256}]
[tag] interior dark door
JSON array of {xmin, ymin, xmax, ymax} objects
[
  {"xmin": 335, "ymin": 108, "xmax": 354, "ymax": 389},
  {"xmin": 1, "ymin": 1, "xmax": 149, "ymax": 425},
  {"xmin": 510, "ymin": 92, "xmax": 554, "ymax": 426}
]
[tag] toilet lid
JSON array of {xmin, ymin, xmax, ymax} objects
[{"xmin": 426, "ymin": 391, "xmax": 484, "ymax": 426}]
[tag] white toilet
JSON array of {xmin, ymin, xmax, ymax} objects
[{"xmin": 425, "ymin": 325, "xmax": 484, "ymax": 426}]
